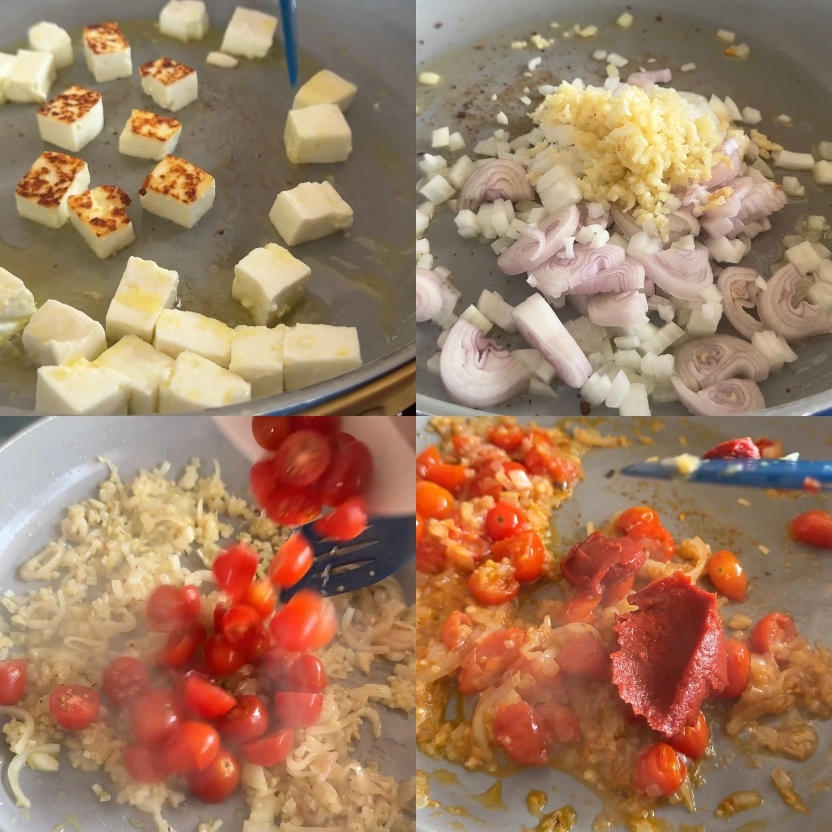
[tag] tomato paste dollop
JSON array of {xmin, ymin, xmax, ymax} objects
[
  {"xmin": 560, "ymin": 532, "xmax": 646, "ymax": 597},
  {"xmin": 611, "ymin": 573, "xmax": 727, "ymax": 736}
]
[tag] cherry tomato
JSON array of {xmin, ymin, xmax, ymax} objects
[
  {"xmin": 627, "ymin": 521, "xmax": 675, "ymax": 562},
  {"xmin": 160, "ymin": 625, "xmax": 206, "ymax": 670},
  {"xmin": 286, "ymin": 655, "xmax": 328, "ymax": 693},
  {"xmin": 162, "ymin": 721, "xmax": 220, "ymax": 773},
  {"xmin": 221, "ymin": 604, "xmax": 261, "ymax": 647},
  {"xmin": 103, "ymin": 657, "xmax": 150, "ymax": 707},
  {"xmin": 492, "ymin": 701, "xmax": 548, "ymax": 766},
  {"xmin": 424, "ymin": 464, "xmax": 473, "ymax": 495},
  {"xmin": 184, "ymin": 676, "xmax": 236, "ymax": 720},
  {"xmin": 721, "ymin": 638, "xmax": 751, "ymax": 698},
  {"xmin": 522, "ymin": 446, "xmax": 581, "ymax": 486},
  {"xmin": 556, "ymin": 635, "xmax": 610, "ymax": 681},
  {"xmin": 416, "ymin": 514, "xmax": 425, "ymax": 545},
  {"xmin": 145, "ymin": 585, "xmax": 189, "ymax": 633},
  {"xmin": 458, "ymin": 628, "xmax": 525, "ymax": 695},
  {"xmin": 615, "ymin": 506, "xmax": 659, "ymax": 533},
  {"xmin": 259, "ymin": 648, "xmax": 299, "ymax": 687},
  {"xmin": 707, "ymin": 550, "xmax": 747, "ymax": 602},
  {"xmin": 213, "ymin": 603, "xmax": 230, "ymax": 632},
  {"xmin": 492, "ymin": 530, "xmax": 547, "ymax": 583},
  {"xmin": 242, "ymin": 624, "xmax": 271, "ymax": 664},
  {"xmin": 667, "ymin": 711, "xmax": 709, "ymax": 760},
  {"xmin": 213, "ymin": 544, "xmax": 259, "ymax": 604},
  {"xmin": 274, "ymin": 691, "xmax": 323, "ymax": 728},
  {"xmin": 250, "ymin": 457, "xmax": 278, "ymax": 508},
  {"xmin": 485, "ymin": 503, "xmax": 529, "ymax": 541},
  {"xmin": 245, "ymin": 579, "xmax": 276, "ymax": 620},
  {"xmin": 188, "ymin": 747, "xmax": 240, "ymax": 803},
  {"xmin": 487, "ymin": 424, "xmax": 526, "ymax": 452},
  {"xmin": 290, "ymin": 416, "xmax": 341, "ymax": 434},
  {"xmin": 416, "ymin": 446, "xmax": 443, "ymax": 478},
  {"xmin": 702, "ymin": 437, "xmax": 760, "ymax": 460},
  {"xmin": 791, "ymin": 509, "xmax": 832, "ymax": 549},
  {"xmin": 242, "ymin": 729, "xmax": 294, "ymax": 767},
  {"xmin": 179, "ymin": 585, "xmax": 202, "ymax": 619},
  {"xmin": 416, "ymin": 535, "xmax": 446, "ymax": 575},
  {"xmin": 534, "ymin": 702, "xmax": 581, "ymax": 745},
  {"xmin": 269, "ymin": 590, "xmax": 337, "ymax": 653},
  {"xmin": 0, "ymin": 660, "xmax": 26, "ymax": 706},
  {"xmin": 131, "ymin": 688, "xmax": 180, "ymax": 746},
  {"xmin": 320, "ymin": 440, "xmax": 373, "ymax": 507},
  {"xmin": 416, "ymin": 481, "xmax": 456, "ymax": 520},
  {"xmin": 441, "ymin": 611, "xmax": 473, "ymax": 651},
  {"xmin": 49, "ymin": 684, "xmax": 99, "ymax": 731},
  {"xmin": 204, "ymin": 635, "xmax": 247, "ymax": 677},
  {"xmin": 313, "ymin": 496, "xmax": 368, "ymax": 541},
  {"xmin": 124, "ymin": 745, "xmax": 168, "ymax": 783},
  {"xmin": 252, "ymin": 416, "xmax": 293, "ymax": 451},
  {"xmin": 328, "ymin": 431, "xmax": 357, "ymax": 453},
  {"xmin": 273, "ymin": 430, "xmax": 332, "ymax": 488},
  {"xmin": 216, "ymin": 695, "xmax": 269, "ymax": 744},
  {"xmin": 750, "ymin": 612, "xmax": 797, "ymax": 663},
  {"xmin": 269, "ymin": 532, "xmax": 314, "ymax": 587},
  {"xmin": 266, "ymin": 482, "xmax": 323, "ymax": 526},
  {"xmin": 560, "ymin": 592, "xmax": 600, "ymax": 624},
  {"xmin": 468, "ymin": 561, "xmax": 520, "ymax": 606},
  {"xmin": 634, "ymin": 742, "xmax": 687, "ymax": 796}
]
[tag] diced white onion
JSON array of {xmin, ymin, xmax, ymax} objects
[{"xmin": 772, "ymin": 150, "xmax": 815, "ymax": 171}]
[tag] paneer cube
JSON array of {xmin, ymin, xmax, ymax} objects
[
  {"xmin": 106, "ymin": 256, "xmax": 179, "ymax": 343},
  {"xmin": 230, "ymin": 325, "xmax": 285, "ymax": 399},
  {"xmin": 0, "ymin": 52, "xmax": 16, "ymax": 104},
  {"xmin": 95, "ymin": 335, "xmax": 175, "ymax": 414},
  {"xmin": 28, "ymin": 21, "xmax": 74, "ymax": 70},
  {"xmin": 140, "ymin": 155, "xmax": 215, "ymax": 228},
  {"xmin": 220, "ymin": 7, "xmax": 278, "ymax": 59},
  {"xmin": 140, "ymin": 58, "xmax": 198, "ymax": 112},
  {"xmin": 68, "ymin": 186, "xmax": 136, "ymax": 259},
  {"xmin": 22, "ymin": 298, "xmax": 107, "ymax": 367},
  {"xmin": 159, "ymin": 0, "xmax": 210, "ymax": 42},
  {"xmin": 292, "ymin": 69, "xmax": 357, "ymax": 111},
  {"xmin": 283, "ymin": 324, "xmax": 362, "ymax": 391},
  {"xmin": 119, "ymin": 109, "xmax": 182, "ymax": 161},
  {"xmin": 269, "ymin": 181, "xmax": 353, "ymax": 246},
  {"xmin": 232, "ymin": 244, "xmax": 311, "ymax": 326},
  {"xmin": 284, "ymin": 104, "xmax": 352, "ymax": 164},
  {"xmin": 16, "ymin": 151, "xmax": 90, "ymax": 229},
  {"xmin": 0, "ymin": 267, "xmax": 36, "ymax": 335},
  {"xmin": 84, "ymin": 22, "xmax": 132, "ymax": 82},
  {"xmin": 37, "ymin": 86, "xmax": 104, "ymax": 152},
  {"xmin": 5, "ymin": 49, "xmax": 56, "ymax": 103},
  {"xmin": 154, "ymin": 309, "xmax": 234, "ymax": 367},
  {"xmin": 158, "ymin": 351, "xmax": 251, "ymax": 412},
  {"xmin": 37, "ymin": 360, "xmax": 132, "ymax": 415}
]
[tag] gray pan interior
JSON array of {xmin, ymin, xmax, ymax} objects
[
  {"xmin": 0, "ymin": 416, "xmax": 415, "ymax": 832},
  {"xmin": 0, "ymin": 0, "xmax": 415, "ymax": 415},
  {"xmin": 416, "ymin": 414, "xmax": 832, "ymax": 831},
  {"xmin": 416, "ymin": 0, "xmax": 832, "ymax": 417}
]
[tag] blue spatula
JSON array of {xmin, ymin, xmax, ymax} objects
[{"xmin": 278, "ymin": 0, "xmax": 299, "ymax": 87}]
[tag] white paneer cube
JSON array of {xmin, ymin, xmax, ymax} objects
[
  {"xmin": 284, "ymin": 104, "xmax": 352, "ymax": 164},
  {"xmin": 232, "ymin": 244, "xmax": 311, "ymax": 326},
  {"xmin": 206, "ymin": 52, "xmax": 238, "ymax": 69},
  {"xmin": 293, "ymin": 70, "xmax": 357, "ymax": 111},
  {"xmin": 95, "ymin": 335, "xmax": 175, "ymax": 414},
  {"xmin": 269, "ymin": 181, "xmax": 354, "ymax": 246},
  {"xmin": 159, "ymin": 1, "xmax": 210, "ymax": 42},
  {"xmin": 28, "ymin": 22, "xmax": 74, "ymax": 70},
  {"xmin": 106, "ymin": 256, "xmax": 179, "ymax": 343},
  {"xmin": 140, "ymin": 155, "xmax": 215, "ymax": 228},
  {"xmin": 158, "ymin": 351, "xmax": 251, "ymax": 412},
  {"xmin": 84, "ymin": 22, "xmax": 132, "ymax": 82},
  {"xmin": 0, "ymin": 53, "xmax": 15, "ymax": 104},
  {"xmin": 22, "ymin": 299, "xmax": 107, "ymax": 367},
  {"xmin": 230, "ymin": 325, "xmax": 285, "ymax": 399},
  {"xmin": 37, "ymin": 360, "xmax": 132, "ymax": 415},
  {"xmin": 283, "ymin": 324, "xmax": 362, "ymax": 391},
  {"xmin": 119, "ymin": 109, "xmax": 182, "ymax": 161},
  {"xmin": 37, "ymin": 86, "xmax": 104, "ymax": 152},
  {"xmin": 0, "ymin": 267, "xmax": 36, "ymax": 335},
  {"xmin": 68, "ymin": 186, "xmax": 136, "ymax": 259},
  {"xmin": 220, "ymin": 7, "xmax": 278, "ymax": 59},
  {"xmin": 140, "ymin": 58, "xmax": 198, "ymax": 112},
  {"xmin": 154, "ymin": 309, "xmax": 234, "ymax": 367},
  {"xmin": 5, "ymin": 50, "xmax": 56, "ymax": 103},
  {"xmin": 15, "ymin": 151, "xmax": 90, "ymax": 229}
]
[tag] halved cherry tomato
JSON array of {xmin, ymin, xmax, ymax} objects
[
  {"xmin": 188, "ymin": 747, "xmax": 240, "ymax": 803},
  {"xmin": 184, "ymin": 676, "xmax": 236, "ymax": 720},
  {"xmin": 286, "ymin": 654, "xmax": 328, "ymax": 693},
  {"xmin": 487, "ymin": 424, "xmax": 525, "ymax": 452},
  {"xmin": 492, "ymin": 701, "xmax": 548, "ymax": 766},
  {"xmin": 416, "ymin": 480, "xmax": 456, "ymax": 520},
  {"xmin": 221, "ymin": 604, "xmax": 260, "ymax": 647},
  {"xmin": 721, "ymin": 638, "xmax": 751, "ymax": 698},
  {"xmin": 250, "ymin": 457, "xmax": 278, "ymax": 509},
  {"xmin": 468, "ymin": 560, "xmax": 520, "ymax": 606},
  {"xmin": 290, "ymin": 416, "xmax": 341, "ymax": 434},
  {"xmin": 160, "ymin": 625, "xmax": 206, "ymax": 670},
  {"xmin": 49, "ymin": 684, "xmax": 99, "ymax": 731},
  {"xmin": 273, "ymin": 430, "xmax": 332, "ymax": 488},
  {"xmin": 556, "ymin": 635, "xmax": 610, "ymax": 681},
  {"xmin": 0, "ymin": 660, "xmax": 26, "ymax": 706},
  {"xmin": 707, "ymin": 550, "xmax": 747, "ymax": 602},
  {"xmin": 634, "ymin": 742, "xmax": 687, "ymax": 796},
  {"xmin": 485, "ymin": 502, "xmax": 528, "ymax": 541},
  {"xmin": 213, "ymin": 603, "xmax": 230, "ymax": 632},
  {"xmin": 457, "ymin": 628, "xmax": 525, "ymax": 695},
  {"xmin": 162, "ymin": 721, "xmax": 220, "ymax": 773},
  {"xmin": 424, "ymin": 464, "xmax": 473, "ymax": 495},
  {"xmin": 213, "ymin": 544, "xmax": 259, "ymax": 604},
  {"xmin": 416, "ymin": 514, "xmax": 425, "ymax": 545},
  {"xmin": 702, "ymin": 437, "xmax": 760, "ymax": 460},
  {"xmin": 245, "ymin": 579, "xmax": 276, "ymax": 619},
  {"xmin": 416, "ymin": 446, "xmax": 443, "ymax": 478},
  {"xmin": 627, "ymin": 521, "xmax": 675, "ymax": 562},
  {"xmin": 259, "ymin": 648, "xmax": 298, "ymax": 687},
  {"xmin": 750, "ymin": 612, "xmax": 797, "ymax": 663},
  {"xmin": 667, "ymin": 711, "xmax": 709, "ymax": 759},
  {"xmin": 523, "ymin": 446, "xmax": 581, "ymax": 486},
  {"xmin": 269, "ymin": 590, "xmax": 337, "ymax": 653},
  {"xmin": 791, "ymin": 509, "xmax": 832, "ymax": 549},
  {"xmin": 269, "ymin": 531, "xmax": 314, "ymax": 587},
  {"xmin": 615, "ymin": 506, "xmax": 659, "ymax": 533},
  {"xmin": 492, "ymin": 530, "xmax": 546, "ymax": 583},
  {"xmin": 535, "ymin": 702, "xmax": 581, "ymax": 745},
  {"xmin": 416, "ymin": 535, "xmax": 446, "ymax": 575},
  {"xmin": 242, "ymin": 729, "xmax": 294, "ymax": 767},
  {"xmin": 319, "ymin": 440, "xmax": 373, "ymax": 507},
  {"xmin": 216, "ymin": 695, "xmax": 269, "ymax": 744},
  {"xmin": 203, "ymin": 635, "xmax": 247, "ymax": 677},
  {"xmin": 180, "ymin": 585, "xmax": 202, "ymax": 620},
  {"xmin": 266, "ymin": 483, "xmax": 323, "ymax": 526},
  {"xmin": 242, "ymin": 624, "xmax": 271, "ymax": 664},
  {"xmin": 252, "ymin": 416, "xmax": 293, "ymax": 451},
  {"xmin": 560, "ymin": 592, "xmax": 600, "ymax": 624},
  {"xmin": 328, "ymin": 431, "xmax": 357, "ymax": 453},
  {"xmin": 441, "ymin": 611, "xmax": 473, "ymax": 651},
  {"xmin": 145, "ymin": 585, "xmax": 189, "ymax": 633},
  {"xmin": 274, "ymin": 691, "xmax": 323, "ymax": 728},
  {"xmin": 124, "ymin": 745, "xmax": 168, "ymax": 783},
  {"xmin": 313, "ymin": 496, "xmax": 368, "ymax": 541},
  {"xmin": 131, "ymin": 688, "xmax": 179, "ymax": 746}
]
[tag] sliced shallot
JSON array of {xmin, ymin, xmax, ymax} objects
[
  {"xmin": 705, "ymin": 137, "xmax": 742, "ymax": 189},
  {"xmin": 668, "ymin": 208, "xmax": 701, "ymax": 241},
  {"xmin": 757, "ymin": 264, "xmax": 831, "ymax": 342},
  {"xmin": 626, "ymin": 68, "xmax": 672, "ymax": 89},
  {"xmin": 610, "ymin": 204, "xmax": 641, "ymax": 237},
  {"xmin": 674, "ymin": 335, "xmax": 770, "ymax": 391},
  {"xmin": 529, "ymin": 244, "xmax": 626, "ymax": 298},
  {"xmin": 587, "ymin": 291, "xmax": 648, "ymax": 328},
  {"xmin": 671, "ymin": 376, "xmax": 765, "ymax": 415},
  {"xmin": 567, "ymin": 258, "xmax": 646, "ymax": 295},
  {"xmin": 639, "ymin": 248, "xmax": 714, "ymax": 300},
  {"xmin": 497, "ymin": 205, "xmax": 580, "ymax": 274},
  {"xmin": 458, "ymin": 159, "xmax": 535, "ymax": 211},
  {"xmin": 717, "ymin": 266, "xmax": 764, "ymax": 339},
  {"xmin": 416, "ymin": 268, "xmax": 444, "ymax": 322}
]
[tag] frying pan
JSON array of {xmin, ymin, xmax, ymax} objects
[
  {"xmin": 416, "ymin": 414, "xmax": 832, "ymax": 831},
  {"xmin": 0, "ymin": 0, "xmax": 415, "ymax": 415},
  {"xmin": 0, "ymin": 416, "xmax": 415, "ymax": 831},
  {"xmin": 415, "ymin": 0, "xmax": 832, "ymax": 416}
]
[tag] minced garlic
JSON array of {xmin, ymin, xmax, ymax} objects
[
  {"xmin": 535, "ymin": 81, "xmax": 720, "ymax": 238},
  {"xmin": 750, "ymin": 128, "xmax": 783, "ymax": 160}
]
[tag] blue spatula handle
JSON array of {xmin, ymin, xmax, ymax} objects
[{"xmin": 279, "ymin": 0, "xmax": 299, "ymax": 88}]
